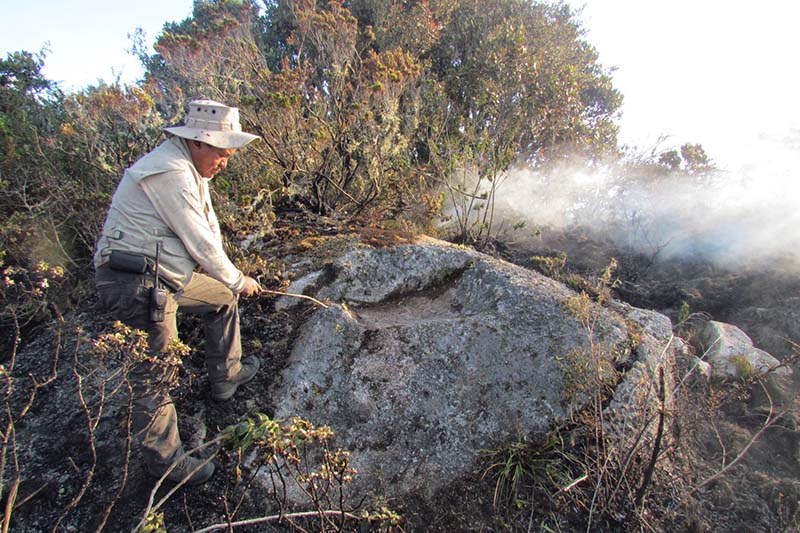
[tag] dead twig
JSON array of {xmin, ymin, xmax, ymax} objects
[
  {"xmin": 258, "ymin": 288, "xmax": 329, "ymax": 309},
  {"xmin": 191, "ymin": 509, "xmax": 365, "ymax": 533},
  {"xmin": 53, "ymin": 334, "xmax": 96, "ymax": 533},
  {"xmin": 690, "ymin": 380, "xmax": 784, "ymax": 495},
  {"xmin": 94, "ymin": 378, "xmax": 134, "ymax": 532},
  {"xmin": 134, "ymin": 438, "xmax": 225, "ymax": 533}
]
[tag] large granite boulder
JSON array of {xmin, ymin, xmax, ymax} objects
[{"xmin": 265, "ymin": 235, "xmax": 679, "ymax": 501}]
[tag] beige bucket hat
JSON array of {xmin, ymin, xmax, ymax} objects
[{"xmin": 165, "ymin": 99, "xmax": 260, "ymax": 149}]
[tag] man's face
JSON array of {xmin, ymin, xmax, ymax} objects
[{"xmin": 188, "ymin": 141, "xmax": 237, "ymax": 178}]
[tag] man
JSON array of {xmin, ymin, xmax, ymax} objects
[{"xmin": 94, "ymin": 100, "xmax": 263, "ymax": 484}]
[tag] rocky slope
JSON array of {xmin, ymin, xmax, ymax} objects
[{"xmin": 5, "ymin": 226, "xmax": 799, "ymax": 532}]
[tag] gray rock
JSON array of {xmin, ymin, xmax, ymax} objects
[
  {"xmin": 609, "ymin": 300, "xmax": 674, "ymax": 339},
  {"xmin": 275, "ymin": 270, "xmax": 325, "ymax": 311},
  {"xmin": 696, "ymin": 320, "xmax": 790, "ymax": 378},
  {"xmin": 317, "ymin": 235, "xmax": 477, "ymax": 303},
  {"xmin": 265, "ymin": 236, "xmax": 677, "ymax": 502},
  {"xmin": 692, "ymin": 356, "xmax": 713, "ymax": 381}
]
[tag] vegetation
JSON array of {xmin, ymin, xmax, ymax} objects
[{"xmin": 2, "ymin": 0, "xmax": 624, "ymax": 303}]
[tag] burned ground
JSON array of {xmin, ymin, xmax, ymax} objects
[
  {"xmin": 5, "ymin": 221, "xmax": 800, "ymax": 532},
  {"xmin": 502, "ymin": 226, "xmax": 800, "ymax": 532}
]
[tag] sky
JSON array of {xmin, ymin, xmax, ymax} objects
[
  {"xmin": 0, "ymin": 0, "xmax": 194, "ymax": 91},
  {"xmin": 2, "ymin": 0, "xmax": 798, "ymax": 175},
  {"xmin": 565, "ymin": 0, "xmax": 800, "ymax": 175}
]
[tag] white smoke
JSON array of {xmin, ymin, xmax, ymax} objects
[{"xmin": 490, "ymin": 133, "xmax": 800, "ymax": 270}]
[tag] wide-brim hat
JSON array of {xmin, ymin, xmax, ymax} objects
[{"xmin": 165, "ymin": 99, "xmax": 260, "ymax": 150}]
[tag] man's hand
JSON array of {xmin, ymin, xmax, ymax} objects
[{"xmin": 240, "ymin": 275, "xmax": 263, "ymax": 297}]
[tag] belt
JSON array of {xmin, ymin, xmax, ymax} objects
[{"xmin": 104, "ymin": 250, "xmax": 179, "ymax": 292}]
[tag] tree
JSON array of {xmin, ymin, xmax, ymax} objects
[
  {"xmin": 1, "ymin": 49, "xmax": 166, "ymax": 281},
  {"xmin": 147, "ymin": 0, "xmax": 429, "ymax": 222},
  {"xmin": 657, "ymin": 143, "xmax": 713, "ymax": 174},
  {"xmin": 658, "ymin": 149, "xmax": 681, "ymax": 171},
  {"xmin": 0, "ymin": 50, "xmax": 66, "ymax": 265},
  {"xmin": 137, "ymin": 0, "xmax": 622, "ymax": 234},
  {"xmin": 680, "ymin": 142, "xmax": 712, "ymax": 174},
  {"xmin": 424, "ymin": 0, "xmax": 622, "ymax": 243}
]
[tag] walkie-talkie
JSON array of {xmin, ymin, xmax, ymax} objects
[{"xmin": 150, "ymin": 241, "xmax": 167, "ymax": 323}]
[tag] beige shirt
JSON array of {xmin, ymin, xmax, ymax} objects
[{"xmin": 94, "ymin": 137, "xmax": 245, "ymax": 293}]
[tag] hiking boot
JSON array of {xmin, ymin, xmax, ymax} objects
[
  {"xmin": 147, "ymin": 453, "xmax": 215, "ymax": 485},
  {"xmin": 211, "ymin": 356, "xmax": 261, "ymax": 401}
]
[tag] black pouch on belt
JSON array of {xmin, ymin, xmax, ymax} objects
[{"xmin": 108, "ymin": 250, "xmax": 149, "ymax": 274}]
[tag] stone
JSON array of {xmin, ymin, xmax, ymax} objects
[
  {"xmin": 264, "ymin": 236, "xmax": 678, "ymax": 502},
  {"xmin": 696, "ymin": 320, "xmax": 790, "ymax": 378},
  {"xmin": 275, "ymin": 270, "xmax": 325, "ymax": 311}
]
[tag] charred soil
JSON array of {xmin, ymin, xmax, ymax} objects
[
  {"xmin": 6, "ymin": 220, "xmax": 800, "ymax": 532},
  {"xmin": 496, "ymin": 226, "xmax": 800, "ymax": 532}
]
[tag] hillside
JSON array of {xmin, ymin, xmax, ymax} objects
[{"xmin": 3, "ymin": 221, "xmax": 798, "ymax": 532}]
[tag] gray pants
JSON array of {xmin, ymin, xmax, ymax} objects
[{"xmin": 95, "ymin": 266, "xmax": 242, "ymax": 467}]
